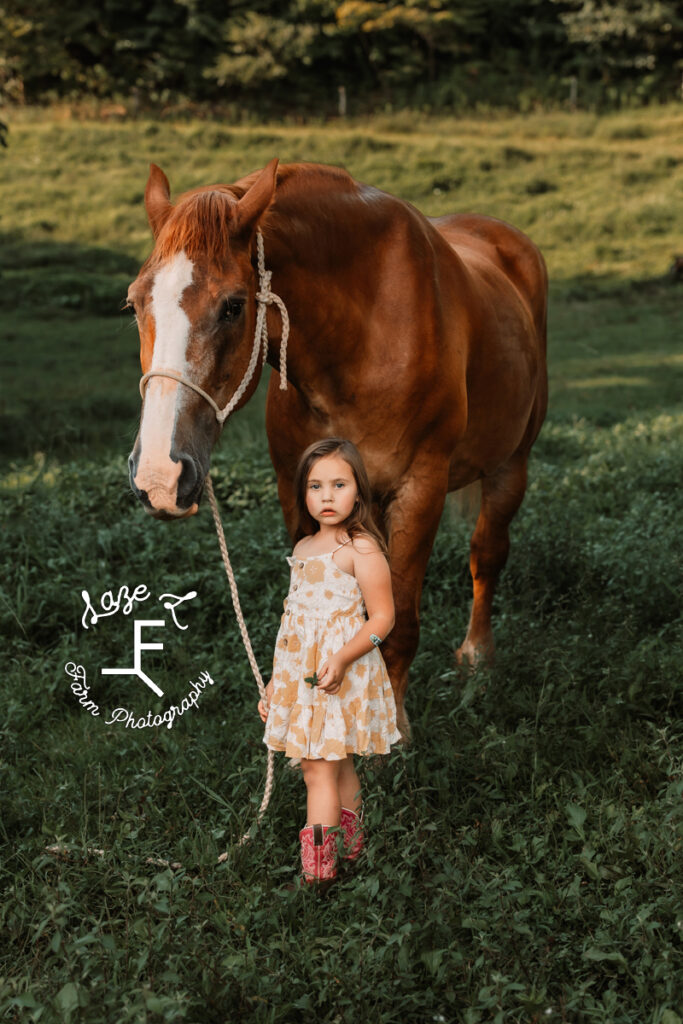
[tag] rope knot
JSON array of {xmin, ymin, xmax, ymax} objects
[
  {"xmin": 254, "ymin": 232, "xmax": 288, "ymax": 392},
  {"xmin": 255, "ymin": 268, "xmax": 273, "ymax": 304}
]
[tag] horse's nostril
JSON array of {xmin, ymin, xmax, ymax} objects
[
  {"xmin": 128, "ymin": 451, "xmax": 141, "ymax": 494},
  {"xmin": 176, "ymin": 453, "xmax": 199, "ymax": 503}
]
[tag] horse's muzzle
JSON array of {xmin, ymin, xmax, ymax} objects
[{"xmin": 128, "ymin": 448, "xmax": 205, "ymax": 519}]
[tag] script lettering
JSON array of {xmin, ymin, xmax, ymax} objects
[
  {"xmin": 64, "ymin": 662, "xmax": 100, "ymax": 716},
  {"xmin": 81, "ymin": 584, "xmax": 151, "ymax": 629},
  {"xmin": 158, "ymin": 590, "xmax": 197, "ymax": 631},
  {"xmin": 104, "ymin": 672, "xmax": 214, "ymax": 730}
]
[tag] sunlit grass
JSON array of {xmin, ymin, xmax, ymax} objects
[
  {"xmin": 1, "ymin": 407, "xmax": 681, "ymax": 1022},
  {"xmin": 2, "ymin": 105, "xmax": 682, "ymax": 279}
]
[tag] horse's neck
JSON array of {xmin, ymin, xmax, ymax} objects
[
  {"xmin": 268, "ymin": 172, "xmax": 390, "ymax": 278},
  {"xmin": 262, "ymin": 174, "xmax": 394, "ymax": 385}
]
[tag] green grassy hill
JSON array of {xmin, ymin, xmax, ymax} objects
[{"xmin": 2, "ymin": 106, "xmax": 682, "ymax": 461}]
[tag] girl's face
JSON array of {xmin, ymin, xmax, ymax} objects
[{"xmin": 305, "ymin": 454, "xmax": 358, "ymax": 530}]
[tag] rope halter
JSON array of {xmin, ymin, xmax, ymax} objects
[{"xmin": 139, "ymin": 230, "xmax": 289, "ymax": 424}]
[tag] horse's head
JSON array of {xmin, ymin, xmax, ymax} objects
[{"xmin": 127, "ymin": 159, "xmax": 278, "ymax": 518}]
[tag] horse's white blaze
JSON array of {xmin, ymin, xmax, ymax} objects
[{"xmin": 135, "ymin": 252, "xmax": 194, "ymax": 504}]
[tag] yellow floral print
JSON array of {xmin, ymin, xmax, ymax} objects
[{"xmin": 263, "ymin": 550, "xmax": 401, "ymax": 761}]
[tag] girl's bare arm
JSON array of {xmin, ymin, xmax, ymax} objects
[{"xmin": 317, "ymin": 539, "xmax": 394, "ymax": 693}]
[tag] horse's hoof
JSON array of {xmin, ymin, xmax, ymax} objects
[
  {"xmin": 396, "ymin": 708, "xmax": 412, "ymax": 745},
  {"xmin": 455, "ymin": 638, "xmax": 494, "ymax": 669}
]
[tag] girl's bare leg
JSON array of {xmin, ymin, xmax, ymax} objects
[
  {"xmin": 301, "ymin": 759, "xmax": 342, "ymax": 825},
  {"xmin": 338, "ymin": 755, "xmax": 362, "ymax": 813}
]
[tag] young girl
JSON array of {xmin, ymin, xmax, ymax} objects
[{"xmin": 258, "ymin": 438, "xmax": 401, "ymax": 884}]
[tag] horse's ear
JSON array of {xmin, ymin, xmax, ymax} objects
[
  {"xmin": 231, "ymin": 158, "xmax": 279, "ymax": 242},
  {"xmin": 145, "ymin": 164, "xmax": 173, "ymax": 238}
]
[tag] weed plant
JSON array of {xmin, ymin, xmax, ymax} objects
[{"xmin": 1, "ymin": 109, "xmax": 682, "ymax": 1022}]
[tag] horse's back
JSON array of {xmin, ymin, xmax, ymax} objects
[
  {"xmin": 430, "ymin": 212, "xmax": 548, "ymax": 338},
  {"xmin": 427, "ymin": 211, "xmax": 548, "ymax": 464}
]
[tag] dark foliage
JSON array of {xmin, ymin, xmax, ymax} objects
[{"xmin": 1, "ymin": 0, "xmax": 681, "ymax": 111}]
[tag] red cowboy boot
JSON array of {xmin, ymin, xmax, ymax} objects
[
  {"xmin": 340, "ymin": 807, "xmax": 364, "ymax": 861},
  {"xmin": 299, "ymin": 823, "xmax": 338, "ymax": 884}
]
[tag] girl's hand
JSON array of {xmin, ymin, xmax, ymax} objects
[
  {"xmin": 258, "ymin": 679, "xmax": 274, "ymax": 722},
  {"xmin": 316, "ymin": 654, "xmax": 348, "ymax": 694}
]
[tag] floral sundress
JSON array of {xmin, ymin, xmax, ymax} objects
[{"xmin": 263, "ymin": 541, "xmax": 401, "ymax": 760}]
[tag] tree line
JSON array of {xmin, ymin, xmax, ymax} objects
[{"xmin": 1, "ymin": 0, "xmax": 681, "ymax": 113}]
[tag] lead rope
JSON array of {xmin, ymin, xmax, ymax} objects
[
  {"xmin": 208, "ymin": 231, "xmax": 283, "ymax": 851},
  {"xmin": 206, "ymin": 475, "xmax": 276, "ymax": 853},
  {"xmin": 138, "ymin": 230, "xmax": 288, "ymax": 854}
]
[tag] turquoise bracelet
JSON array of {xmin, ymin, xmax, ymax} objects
[{"xmin": 369, "ymin": 633, "xmax": 381, "ymax": 647}]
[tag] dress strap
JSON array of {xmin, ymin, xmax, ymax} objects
[{"xmin": 331, "ymin": 539, "xmax": 352, "ymax": 554}]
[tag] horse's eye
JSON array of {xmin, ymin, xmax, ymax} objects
[{"xmin": 220, "ymin": 297, "xmax": 245, "ymax": 323}]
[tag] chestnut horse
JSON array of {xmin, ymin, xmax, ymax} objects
[{"xmin": 127, "ymin": 159, "xmax": 547, "ymax": 735}]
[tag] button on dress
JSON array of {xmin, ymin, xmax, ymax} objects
[{"xmin": 263, "ymin": 547, "xmax": 401, "ymax": 760}]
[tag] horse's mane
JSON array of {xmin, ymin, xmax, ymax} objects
[
  {"xmin": 149, "ymin": 163, "xmax": 354, "ymax": 265},
  {"xmin": 151, "ymin": 186, "xmax": 238, "ymax": 265}
]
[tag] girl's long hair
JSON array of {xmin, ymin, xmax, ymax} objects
[{"xmin": 293, "ymin": 438, "xmax": 388, "ymax": 557}]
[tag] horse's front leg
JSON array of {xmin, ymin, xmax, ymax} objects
[
  {"xmin": 457, "ymin": 450, "xmax": 529, "ymax": 665},
  {"xmin": 381, "ymin": 470, "xmax": 448, "ymax": 740}
]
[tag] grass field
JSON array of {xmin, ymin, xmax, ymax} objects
[{"xmin": 1, "ymin": 107, "xmax": 682, "ymax": 1023}]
